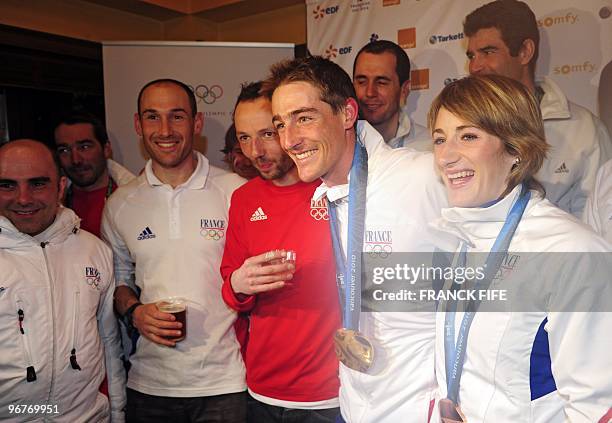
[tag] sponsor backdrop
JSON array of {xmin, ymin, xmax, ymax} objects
[
  {"xmin": 307, "ymin": 0, "xmax": 612, "ymax": 128},
  {"xmin": 103, "ymin": 42, "xmax": 294, "ymax": 174}
]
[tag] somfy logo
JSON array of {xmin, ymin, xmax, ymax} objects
[
  {"xmin": 553, "ymin": 61, "xmax": 595, "ymax": 75},
  {"xmin": 537, "ymin": 12, "xmax": 578, "ymax": 27},
  {"xmin": 192, "ymin": 84, "xmax": 223, "ymax": 105}
]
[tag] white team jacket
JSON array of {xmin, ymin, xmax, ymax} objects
[
  {"xmin": 107, "ymin": 159, "xmax": 136, "ymax": 186},
  {"xmin": 584, "ymin": 159, "xmax": 612, "ymax": 243},
  {"xmin": 430, "ymin": 185, "xmax": 612, "ymax": 422},
  {"xmin": 388, "ymin": 108, "xmax": 432, "ymax": 152},
  {"xmin": 538, "ymin": 77, "xmax": 612, "ymax": 218},
  {"xmin": 0, "ymin": 208, "xmax": 126, "ymax": 422},
  {"xmin": 314, "ymin": 121, "xmax": 451, "ymax": 423}
]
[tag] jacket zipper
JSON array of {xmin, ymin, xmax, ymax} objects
[
  {"xmin": 16, "ymin": 298, "xmax": 37, "ymax": 382},
  {"xmin": 70, "ymin": 290, "xmax": 81, "ymax": 371},
  {"xmin": 40, "ymin": 242, "xmax": 57, "ymax": 404}
]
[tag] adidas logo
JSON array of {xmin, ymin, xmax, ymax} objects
[
  {"xmin": 250, "ymin": 207, "xmax": 268, "ymax": 222},
  {"xmin": 137, "ymin": 227, "xmax": 156, "ymax": 240},
  {"xmin": 554, "ymin": 162, "xmax": 569, "ymax": 174}
]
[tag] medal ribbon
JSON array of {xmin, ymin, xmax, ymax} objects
[
  {"xmin": 444, "ymin": 185, "xmax": 531, "ymax": 404},
  {"xmin": 328, "ymin": 140, "xmax": 368, "ymax": 330}
]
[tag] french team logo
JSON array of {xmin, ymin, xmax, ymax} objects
[
  {"xmin": 85, "ymin": 266, "xmax": 101, "ymax": 290},
  {"xmin": 310, "ymin": 198, "xmax": 329, "ymax": 221},
  {"xmin": 364, "ymin": 230, "xmax": 393, "ymax": 258},
  {"xmin": 200, "ymin": 218, "xmax": 226, "ymax": 240}
]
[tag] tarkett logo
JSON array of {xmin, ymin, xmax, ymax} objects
[
  {"xmin": 429, "ymin": 32, "xmax": 464, "ymax": 45},
  {"xmin": 324, "ymin": 44, "xmax": 352, "ymax": 59},
  {"xmin": 538, "ymin": 12, "xmax": 578, "ymax": 27},
  {"xmin": 553, "ymin": 61, "xmax": 595, "ymax": 75},
  {"xmin": 398, "ymin": 27, "xmax": 416, "ymax": 49},
  {"xmin": 411, "ymin": 69, "xmax": 429, "ymax": 90},
  {"xmin": 313, "ymin": 4, "xmax": 340, "ymax": 19},
  {"xmin": 383, "ymin": 0, "xmax": 400, "ymax": 5}
]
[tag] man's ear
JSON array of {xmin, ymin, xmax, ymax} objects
[
  {"xmin": 400, "ymin": 79, "xmax": 411, "ymax": 107},
  {"xmin": 57, "ymin": 175, "xmax": 67, "ymax": 204},
  {"xmin": 103, "ymin": 142, "xmax": 113, "ymax": 160},
  {"xmin": 194, "ymin": 112, "xmax": 204, "ymax": 135},
  {"xmin": 519, "ymin": 38, "xmax": 535, "ymax": 66},
  {"xmin": 134, "ymin": 113, "xmax": 143, "ymax": 137},
  {"xmin": 343, "ymin": 97, "xmax": 359, "ymax": 129}
]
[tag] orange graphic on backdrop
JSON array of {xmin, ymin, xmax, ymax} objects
[
  {"xmin": 410, "ymin": 69, "xmax": 430, "ymax": 90},
  {"xmin": 398, "ymin": 28, "xmax": 416, "ymax": 49}
]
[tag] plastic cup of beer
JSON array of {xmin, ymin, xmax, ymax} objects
[{"xmin": 156, "ymin": 297, "xmax": 187, "ymax": 342}]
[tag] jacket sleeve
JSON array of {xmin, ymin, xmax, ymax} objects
[
  {"xmin": 572, "ymin": 119, "xmax": 612, "ymax": 218},
  {"xmin": 546, "ymin": 253, "xmax": 612, "ymax": 421},
  {"xmin": 583, "ymin": 161, "xmax": 610, "ymax": 237},
  {"xmin": 100, "ymin": 201, "xmax": 136, "ymax": 290},
  {"xmin": 220, "ymin": 191, "xmax": 256, "ymax": 312},
  {"xmin": 97, "ymin": 255, "xmax": 127, "ymax": 422}
]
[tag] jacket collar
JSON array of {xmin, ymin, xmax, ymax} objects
[
  {"xmin": 388, "ymin": 108, "xmax": 413, "ymax": 148},
  {"xmin": 429, "ymin": 185, "xmax": 526, "ymax": 248},
  {"xmin": 0, "ymin": 207, "xmax": 80, "ymax": 249},
  {"xmin": 107, "ymin": 158, "xmax": 136, "ymax": 186},
  {"xmin": 312, "ymin": 120, "xmax": 384, "ymax": 203},
  {"xmin": 537, "ymin": 77, "xmax": 570, "ymax": 120}
]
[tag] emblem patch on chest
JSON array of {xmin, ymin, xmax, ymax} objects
[
  {"xmin": 310, "ymin": 198, "xmax": 329, "ymax": 221},
  {"xmin": 85, "ymin": 266, "xmax": 101, "ymax": 290},
  {"xmin": 200, "ymin": 218, "xmax": 226, "ymax": 240},
  {"xmin": 364, "ymin": 230, "xmax": 393, "ymax": 258}
]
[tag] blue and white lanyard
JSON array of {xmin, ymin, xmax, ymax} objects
[
  {"xmin": 328, "ymin": 141, "xmax": 368, "ymax": 330},
  {"xmin": 444, "ymin": 186, "xmax": 531, "ymax": 403}
]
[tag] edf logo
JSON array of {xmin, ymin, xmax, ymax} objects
[
  {"xmin": 313, "ymin": 4, "xmax": 340, "ymax": 19},
  {"xmin": 324, "ymin": 44, "xmax": 352, "ymax": 59}
]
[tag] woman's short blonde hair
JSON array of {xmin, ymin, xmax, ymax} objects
[{"xmin": 427, "ymin": 74, "xmax": 549, "ymax": 195}]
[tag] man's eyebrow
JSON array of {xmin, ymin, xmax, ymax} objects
[
  {"xmin": 142, "ymin": 108, "xmax": 189, "ymax": 114},
  {"xmin": 0, "ymin": 178, "xmax": 16, "ymax": 185},
  {"xmin": 29, "ymin": 177, "xmax": 52, "ymax": 184},
  {"xmin": 479, "ymin": 45, "xmax": 498, "ymax": 52},
  {"xmin": 273, "ymin": 107, "xmax": 319, "ymax": 122}
]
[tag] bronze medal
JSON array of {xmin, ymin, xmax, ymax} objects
[
  {"xmin": 439, "ymin": 398, "xmax": 466, "ymax": 423},
  {"xmin": 333, "ymin": 328, "xmax": 374, "ymax": 373}
]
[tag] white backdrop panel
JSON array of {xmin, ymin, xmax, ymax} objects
[
  {"xmin": 103, "ymin": 42, "xmax": 294, "ymax": 174},
  {"xmin": 307, "ymin": 0, "xmax": 612, "ymax": 127}
]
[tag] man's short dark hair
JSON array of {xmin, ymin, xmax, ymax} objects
[
  {"xmin": 233, "ymin": 81, "xmax": 264, "ymax": 115},
  {"xmin": 221, "ymin": 123, "xmax": 238, "ymax": 155},
  {"xmin": 464, "ymin": 0, "xmax": 539, "ymax": 75},
  {"xmin": 54, "ymin": 112, "xmax": 109, "ymax": 147},
  {"xmin": 137, "ymin": 78, "xmax": 197, "ymax": 117},
  {"xmin": 262, "ymin": 56, "xmax": 356, "ymax": 114},
  {"xmin": 353, "ymin": 40, "xmax": 411, "ymax": 86}
]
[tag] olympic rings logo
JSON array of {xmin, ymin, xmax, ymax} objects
[
  {"xmin": 365, "ymin": 244, "xmax": 392, "ymax": 259},
  {"xmin": 86, "ymin": 276, "xmax": 101, "ymax": 290},
  {"xmin": 192, "ymin": 84, "xmax": 223, "ymax": 104},
  {"xmin": 200, "ymin": 228, "xmax": 225, "ymax": 240},
  {"xmin": 310, "ymin": 207, "xmax": 329, "ymax": 221}
]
